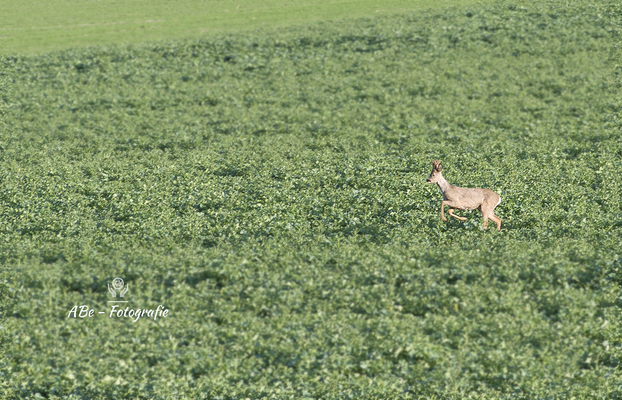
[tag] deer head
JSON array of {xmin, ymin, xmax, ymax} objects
[{"xmin": 426, "ymin": 160, "xmax": 443, "ymax": 183}]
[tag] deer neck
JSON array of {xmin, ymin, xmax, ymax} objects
[{"xmin": 436, "ymin": 174, "xmax": 451, "ymax": 194}]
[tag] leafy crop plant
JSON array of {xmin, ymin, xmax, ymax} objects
[{"xmin": 1, "ymin": 0, "xmax": 621, "ymax": 398}]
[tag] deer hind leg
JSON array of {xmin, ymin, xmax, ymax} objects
[
  {"xmin": 489, "ymin": 213, "xmax": 501, "ymax": 231},
  {"xmin": 448, "ymin": 208, "xmax": 467, "ymax": 221},
  {"xmin": 481, "ymin": 204, "xmax": 502, "ymax": 231},
  {"xmin": 479, "ymin": 205, "xmax": 490, "ymax": 229}
]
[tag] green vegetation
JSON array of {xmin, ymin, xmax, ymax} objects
[
  {"xmin": 2, "ymin": 0, "xmax": 622, "ymax": 398},
  {"xmin": 0, "ymin": 0, "xmax": 490, "ymax": 55}
]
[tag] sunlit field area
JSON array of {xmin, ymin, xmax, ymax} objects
[
  {"xmin": 0, "ymin": 0, "xmax": 488, "ymax": 55},
  {"xmin": 1, "ymin": 0, "xmax": 621, "ymax": 398}
]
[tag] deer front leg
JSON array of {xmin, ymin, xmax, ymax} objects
[
  {"xmin": 440, "ymin": 201, "xmax": 451, "ymax": 222},
  {"xmin": 448, "ymin": 208, "xmax": 467, "ymax": 221}
]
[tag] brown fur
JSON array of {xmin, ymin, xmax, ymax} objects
[{"xmin": 426, "ymin": 161, "xmax": 502, "ymax": 231}]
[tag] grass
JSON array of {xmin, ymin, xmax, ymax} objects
[
  {"xmin": 0, "ymin": 0, "xmax": 491, "ymax": 55},
  {"xmin": 1, "ymin": 0, "xmax": 622, "ymax": 398}
]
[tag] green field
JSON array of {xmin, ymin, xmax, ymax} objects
[
  {"xmin": 1, "ymin": 0, "xmax": 622, "ymax": 398},
  {"xmin": 0, "ymin": 0, "xmax": 489, "ymax": 55}
]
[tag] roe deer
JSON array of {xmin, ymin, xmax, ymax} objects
[{"xmin": 426, "ymin": 160, "xmax": 501, "ymax": 231}]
